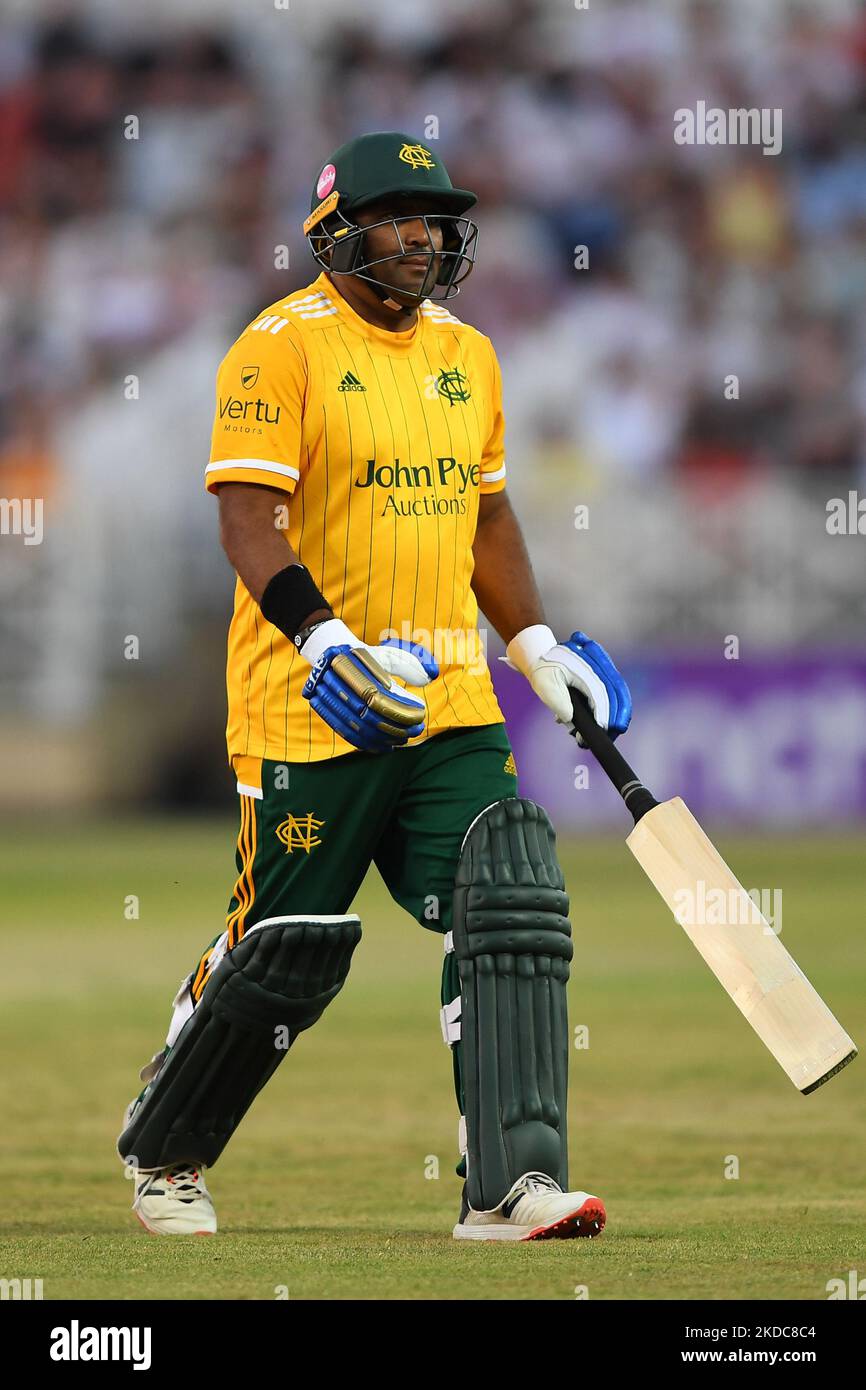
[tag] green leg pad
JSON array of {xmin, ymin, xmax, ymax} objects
[
  {"xmin": 117, "ymin": 915, "xmax": 361, "ymax": 1170},
  {"xmin": 452, "ymin": 799, "xmax": 572, "ymax": 1212}
]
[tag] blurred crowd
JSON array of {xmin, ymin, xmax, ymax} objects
[
  {"xmin": 1, "ymin": 0, "xmax": 865, "ymax": 512},
  {"xmin": 0, "ymin": 0, "xmax": 863, "ymax": 808}
]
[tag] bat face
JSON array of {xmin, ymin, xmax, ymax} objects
[{"xmin": 626, "ymin": 797, "xmax": 857, "ymax": 1093}]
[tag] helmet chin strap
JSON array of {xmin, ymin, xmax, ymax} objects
[
  {"xmin": 369, "ymin": 266, "xmax": 434, "ymax": 312},
  {"xmin": 371, "ymin": 280, "xmax": 426, "ymax": 313}
]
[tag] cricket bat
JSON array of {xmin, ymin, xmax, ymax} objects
[{"xmin": 568, "ymin": 692, "xmax": 857, "ymax": 1093}]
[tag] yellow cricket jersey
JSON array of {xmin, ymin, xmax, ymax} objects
[{"xmin": 206, "ymin": 271, "xmax": 508, "ymax": 768}]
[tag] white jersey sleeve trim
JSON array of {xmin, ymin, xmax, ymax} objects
[{"xmin": 206, "ymin": 458, "xmax": 300, "ymax": 482}]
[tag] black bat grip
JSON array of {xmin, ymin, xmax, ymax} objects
[{"xmin": 568, "ymin": 690, "xmax": 658, "ymax": 826}]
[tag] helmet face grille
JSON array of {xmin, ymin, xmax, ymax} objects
[{"xmin": 308, "ymin": 210, "xmax": 478, "ymax": 303}]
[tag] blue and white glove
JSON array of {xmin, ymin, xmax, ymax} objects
[
  {"xmin": 299, "ymin": 618, "xmax": 439, "ymax": 753},
  {"xmin": 500, "ymin": 624, "xmax": 632, "ymax": 744}
]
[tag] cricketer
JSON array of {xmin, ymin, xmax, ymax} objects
[{"xmin": 118, "ymin": 132, "xmax": 633, "ymax": 1241}]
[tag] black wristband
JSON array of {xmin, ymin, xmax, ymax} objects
[{"xmin": 260, "ymin": 564, "xmax": 331, "ymax": 642}]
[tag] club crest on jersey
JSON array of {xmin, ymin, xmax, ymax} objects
[
  {"xmin": 276, "ymin": 813, "xmax": 325, "ymax": 854},
  {"xmin": 398, "ymin": 142, "xmax": 436, "ymax": 170},
  {"xmin": 241, "ymin": 366, "xmax": 259, "ymax": 390},
  {"xmin": 436, "ymin": 368, "xmax": 471, "ymax": 405}
]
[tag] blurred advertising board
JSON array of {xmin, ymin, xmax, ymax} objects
[{"xmin": 493, "ymin": 652, "xmax": 866, "ymax": 829}]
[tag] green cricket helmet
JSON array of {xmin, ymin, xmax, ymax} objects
[{"xmin": 303, "ymin": 131, "xmax": 479, "ymax": 304}]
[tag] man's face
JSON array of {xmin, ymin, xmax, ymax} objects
[{"xmin": 352, "ymin": 198, "xmax": 446, "ymax": 302}]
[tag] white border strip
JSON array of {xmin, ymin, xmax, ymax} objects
[
  {"xmin": 236, "ymin": 781, "xmax": 263, "ymax": 799},
  {"xmin": 459, "ymin": 800, "xmax": 504, "ymax": 853},
  {"xmin": 251, "ymin": 914, "xmax": 362, "ymax": 929},
  {"xmin": 206, "ymin": 458, "xmax": 300, "ymax": 482}
]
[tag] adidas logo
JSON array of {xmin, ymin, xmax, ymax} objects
[{"xmin": 338, "ymin": 371, "xmax": 366, "ymax": 393}]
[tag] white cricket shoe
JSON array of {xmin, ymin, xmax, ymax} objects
[
  {"xmin": 453, "ymin": 1171, "xmax": 606, "ymax": 1241},
  {"xmin": 120, "ymin": 1053, "xmax": 216, "ymax": 1236},
  {"xmin": 131, "ymin": 1163, "xmax": 217, "ymax": 1236}
]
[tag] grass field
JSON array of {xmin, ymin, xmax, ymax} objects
[{"xmin": 0, "ymin": 817, "xmax": 863, "ymax": 1301}]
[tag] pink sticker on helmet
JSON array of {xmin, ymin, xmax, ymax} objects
[{"xmin": 317, "ymin": 164, "xmax": 336, "ymax": 198}]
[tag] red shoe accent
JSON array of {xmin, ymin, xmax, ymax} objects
[
  {"xmin": 523, "ymin": 1197, "xmax": 607, "ymax": 1241},
  {"xmin": 134, "ymin": 1210, "xmax": 215, "ymax": 1236}
]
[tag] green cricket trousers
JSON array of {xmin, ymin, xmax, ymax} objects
[{"xmin": 187, "ymin": 723, "xmax": 518, "ymax": 1174}]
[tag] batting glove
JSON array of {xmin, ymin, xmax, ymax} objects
[
  {"xmin": 500, "ymin": 624, "xmax": 632, "ymax": 744},
  {"xmin": 299, "ymin": 618, "xmax": 439, "ymax": 753}
]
